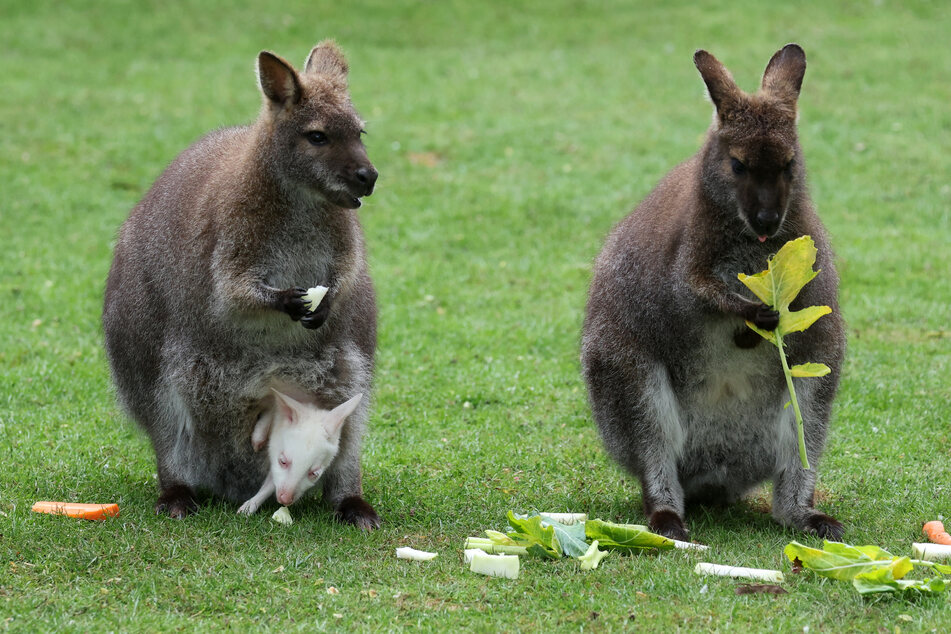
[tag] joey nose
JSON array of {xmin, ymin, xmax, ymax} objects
[{"xmin": 354, "ymin": 166, "xmax": 378, "ymax": 196}]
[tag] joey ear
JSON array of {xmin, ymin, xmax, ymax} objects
[
  {"xmin": 761, "ymin": 43, "xmax": 806, "ymax": 105},
  {"xmin": 304, "ymin": 40, "xmax": 349, "ymax": 80},
  {"xmin": 325, "ymin": 393, "xmax": 363, "ymax": 436},
  {"xmin": 694, "ymin": 49, "xmax": 742, "ymax": 116},
  {"xmin": 257, "ymin": 51, "xmax": 302, "ymax": 106},
  {"xmin": 270, "ymin": 388, "xmax": 302, "ymax": 425}
]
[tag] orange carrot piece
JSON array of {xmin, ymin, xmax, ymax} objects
[
  {"xmin": 31, "ymin": 501, "xmax": 120, "ymax": 521},
  {"xmin": 923, "ymin": 520, "xmax": 951, "ymax": 546}
]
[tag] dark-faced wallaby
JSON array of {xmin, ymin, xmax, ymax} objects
[
  {"xmin": 103, "ymin": 41, "xmax": 382, "ymax": 529},
  {"xmin": 581, "ymin": 44, "xmax": 845, "ymax": 541}
]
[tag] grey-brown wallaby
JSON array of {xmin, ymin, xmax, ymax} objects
[
  {"xmin": 103, "ymin": 41, "xmax": 382, "ymax": 529},
  {"xmin": 581, "ymin": 44, "xmax": 845, "ymax": 541}
]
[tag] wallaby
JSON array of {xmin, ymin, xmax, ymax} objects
[
  {"xmin": 102, "ymin": 41, "xmax": 382, "ymax": 529},
  {"xmin": 238, "ymin": 389, "xmax": 363, "ymax": 515},
  {"xmin": 581, "ymin": 44, "xmax": 845, "ymax": 541}
]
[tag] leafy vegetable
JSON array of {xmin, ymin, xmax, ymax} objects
[
  {"xmin": 785, "ymin": 540, "xmax": 951, "ymax": 596},
  {"xmin": 578, "ymin": 541, "xmax": 609, "ymax": 570},
  {"xmin": 584, "ymin": 519, "xmax": 675, "ymax": 552},
  {"xmin": 737, "ymin": 235, "xmax": 832, "ymax": 469},
  {"xmin": 505, "ymin": 511, "xmax": 562, "ymax": 559},
  {"xmin": 464, "ymin": 537, "xmax": 528, "ymax": 556}
]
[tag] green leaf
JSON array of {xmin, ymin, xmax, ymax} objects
[
  {"xmin": 578, "ymin": 540, "xmax": 610, "ymax": 570},
  {"xmin": 853, "ymin": 569, "xmax": 947, "ymax": 595},
  {"xmin": 783, "ymin": 541, "xmax": 908, "ymax": 582},
  {"xmin": 790, "ymin": 363, "xmax": 831, "ymax": 378},
  {"xmin": 744, "ymin": 320, "xmax": 777, "ymax": 345},
  {"xmin": 506, "ymin": 511, "xmax": 561, "ymax": 559},
  {"xmin": 540, "ymin": 516, "xmax": 590, "ymax": 558},
  {"xmin": 484, "ymin": 530, "xmax": 518, "ymax": 546},
  {"xmin": 780, "ymin": 305, "xmax": 831, "ymax": 335},
  {"xmin": 584, "ymin": 519, "xmax": 674, "ymax": 551},
  {"xmin": 737, "ymin": 235, "xmax": 819, "ymax": 311}
]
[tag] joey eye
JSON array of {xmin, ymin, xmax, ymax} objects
[
  {"xmin": 307, "ymin": 468, "xmax": 322, "ymax": 481},
  {"xmin": 305, "ymin": 131, "xmax": 329, "ymax": 146},
  {"xmin": 730, "ymin": 157, "xmax": 747, "ymax": 176},
  {"xmin": 278, "ymin": 454, "xmax": 289, "ymax": 468}
]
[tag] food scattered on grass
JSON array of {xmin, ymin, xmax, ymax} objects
[
  {"xmin": 271, "ymin": 506, "xmax": 293, "ymax": 525},
  {"xmin": 785, "ymin": 540, "xmax": 951, "ymax": 595},
  {"xmin": 395, "ymin": 547, "xmax": 438, "ymax": 561},
  {"xmin": 923, "ymin": 520, "xmax": 951, "ymax": 545},
  {"xmin": 694, "ymin": 562, "xmax": 784, "ymax": 583},
  {"xmin": 912, "ymin": 543, "xmax": 951, "ymax": 562},
  {"xmin": 469, "ymin": 550, "xmax": 519, "ymax": 579},
  {"xmin": 31, "ymin": 501, "xmax": 120, "ymax": 520}
]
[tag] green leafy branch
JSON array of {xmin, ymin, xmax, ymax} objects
[{"xmin": 737, "ymin": 235, "xmax": 831, "ymax": 470}]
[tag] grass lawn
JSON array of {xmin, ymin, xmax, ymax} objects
[{"xmin": 2, "ymin": 0, "xmax": 949, "ymax": 630}]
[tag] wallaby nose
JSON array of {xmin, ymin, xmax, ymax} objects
[
  {"xmin": 277, "ymin": 489, "xmax": 294, "ymax": 506},
  {"xmin": 355, "ymin": 166, "xmax": 378, "ymax": 196},
  {"xmin": 755, "ymin": 209, "xmax": 780, "ymax": 236}
]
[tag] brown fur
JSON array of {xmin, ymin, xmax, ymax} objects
[
  {"xmin": 103, "ymin": 42, "xmax": 381, "ymax": 529},
  {"xmin": 581, "ymin": 45, "xmax": 845, "ymax": 541}
]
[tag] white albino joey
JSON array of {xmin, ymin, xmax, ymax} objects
[{"xmin": 237, "ymin": 390, "xmax": 363, "ymax": 515}]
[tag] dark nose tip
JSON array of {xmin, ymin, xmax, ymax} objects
[
  {"xmin": 355, "ymin": 166, "xmax": 378, "ymax": 195},
  {"xmin": 755, "ymin": 209, "xmax": 780, "ymax": 234}
]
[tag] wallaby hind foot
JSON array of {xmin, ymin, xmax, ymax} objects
[
  {"xmin": 335, "ymin": 496, "xmax": 381, "ymax": 530},
  {"xmin": 155, "ymin": 484, "xmax": 199, "ymax": 519}
]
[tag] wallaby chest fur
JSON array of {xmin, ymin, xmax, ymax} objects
[
  {"xmin": 103, "ymin": 42, "xmax": 381, "ymax": 527},
  {"xmin": 581, "ymin": 45, "xmax": 845, "ymax": 541}
]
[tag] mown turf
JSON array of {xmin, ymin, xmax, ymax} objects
[{"xmin": 2, "ymin": 0, "xmax": 949, "ymax": 631}]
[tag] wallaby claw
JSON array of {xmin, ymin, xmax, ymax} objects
[{"xmin": 279, "ymin": 287, "xmax": 311, "ymax": 321}]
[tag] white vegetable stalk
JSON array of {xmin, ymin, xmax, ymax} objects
[
  {"xmin": 464, "ymin": 537, "xmax": 529, "ymax": 556},
  {"xmin": 539, "ymin": 512, "xmax": 588, "ymax": 525},
  {"xmin": 694, "ymin": 562, "xmax": 784, "ymax": 583},
  {"xmin": 469, "ymin": 550, "xmax": 519, "ymax": 579},
  {"xmin": 673, "ymin": 539, "xmax": 709, "ymax": 552},
  {"xmin": 912, "ymin": 542, "xmax": 951, "ymax": 562},
  {"xmin": 271, "ymin": 506, "xmax": 293, "ymax": 525},
  {"xmin": 302, "ymin": 285, "xmax": 329, "ymax": 312},
  {"xmin": 395, "ymin": 547, "xmax": 438, "ymax": 561}
]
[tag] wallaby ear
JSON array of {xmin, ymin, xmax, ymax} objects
[
  {"xmin": 694, "ymin": 49, "xmax": 742, "ymax": 115},
  {"xmin": 304, "ymin": 40, "xmax": 349, "ymax": 80},
  {"xmin": 325, "ymin": 393, "xmax": 362, "ymax": 436},
  {"xmin": 270, "ymin": 388, "xmax": 302, "ymax": 425},
  {"xmin": 761, "ymin": 43, "xmax": 807, "ymax": 105},
  {"xmin": 257, "ymin": 51, "xmax": 302, "ymax": 106}
]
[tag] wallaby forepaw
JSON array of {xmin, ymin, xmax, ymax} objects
[
  {"xmin": 278, "ymin": 287, "xmax": 311, "ymax": 321},
  {"xmin": 733, "ymin": 328, "xmax": 763, "ymax": 349},
  {"xmin": 335, "ymin": 496, "xmax": 381, "ymax": 531},
  {"xmin": 237, "ymin": 501, "xmax": 258, "ymax": 516},
  {"xmin": 649, "ymin": 509, "xmax": 689, "ymax": 541},
  {"xmin": 300, "ymin": 299, "xmax": 331, "ymax": 330},
  {"xmin": 752, "ymin": 304, "xmax": 780, "ymax": 330},
  {"xmin": 804, "ymin": 512, "xmax": 844, "ymax": 541}
]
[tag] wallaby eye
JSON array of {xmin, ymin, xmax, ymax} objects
[
  {"xmin": 784, "ymin": 159, "xmax": 795, "ymax": 176},
  {"xmin": 730, "ymin": 157, "xmax": 747, "ymax": 176},
  {"xmin": 278, "ymin": 454, "xmax": 289, "ymax": 468},
  {"xmin": 305, "ymin": 131, "xmax": 329, "ymax": 146},
  {"xmin": 307, "ymin": 468, "xmax": 322, "ymax": 481}
]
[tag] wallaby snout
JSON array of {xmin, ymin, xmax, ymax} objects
[{"xmin": 354, "ymin": 165, "xmax": 378, "ymax": 196}]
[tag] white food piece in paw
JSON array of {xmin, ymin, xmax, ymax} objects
[{"xmin": 302, "ymin": 286, "xmax": 329, "ymax": 312}]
